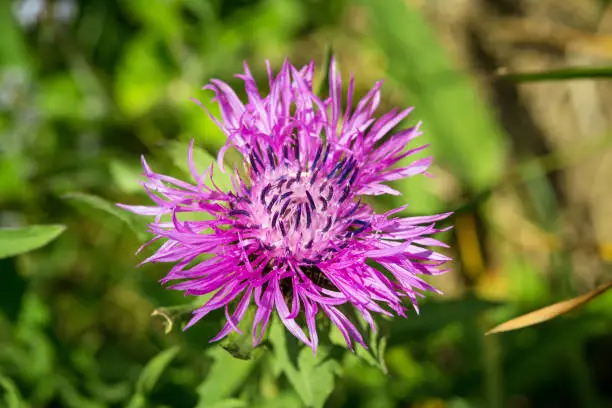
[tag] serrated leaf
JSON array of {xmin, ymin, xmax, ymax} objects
[
  {"xmin": 168, "ymin": 141, "xmax": 232, "ymax": 192},
  {"xmin": 269, "ymin": 319, "xmax": 340, "ymax": 408},
  {"xmin": 63, "ymin": 192, "xmax": 147, "ymax": 240},
  {"xmin": 0, "ymin": 225, "xmax": 66, "ymax": 259},
  {"xmin": 486, "ymin": 281, "xmax": 612, "ymax": 335},
  {"xmin": 0, "ymin": 375, "xmax": 27, "ymax": 408},
  {"xmin": 127, "ymin": 346, "xmax": 180, "ymax": 408},
  {"xmin": 195, "ymin": 347, "xmax": 256, "ymax": 408}
]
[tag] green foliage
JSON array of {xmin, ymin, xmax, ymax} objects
[
  {"xmin": 0, "ymin": 225, "xmax": 66, "ymax": 259},
  {"xmin": 2, "ymin": 0, "xmax": 612, "ymax": 407},
  {"xmin": 195, "ymin": 348, "xmax": 256, "ymax": 408},
  {"xmin": 500, "ymin": 66, "xmax": 612, "ymax": 82},
  {"xmin": 0, "ymin": 375, "xmax": 27, "ymax": 408},
  {"xmin": 360, "ymin": 0, "xmax": 507, "ymax": 192},
  {"xmin": 269, "ymin": 319, "xmax": 341, "ymax": 408},
  {"xmin": 127, "ymin": 346, "xmax": 180, "ymax": 408}
]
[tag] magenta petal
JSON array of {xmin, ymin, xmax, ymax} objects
[{"xmin": 120, "ymin": 57, "xmax": 453, "ymax": 351}]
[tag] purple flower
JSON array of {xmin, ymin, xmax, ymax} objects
[{"xmin": 120, "ymin": 59, "xmax": 452, "ymax": 352}]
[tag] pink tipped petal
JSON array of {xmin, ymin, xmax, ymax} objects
[{"xmin": 120, "ymin": 57, "xmax": 452, "ymax": 350}]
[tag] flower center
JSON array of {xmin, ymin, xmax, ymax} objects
[{"xmin": 229, "ymin": 142, "xmax": 371, "ymax": 264}]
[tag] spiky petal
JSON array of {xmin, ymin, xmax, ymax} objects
[{"xmin": 120, "ymin": 58, "xmax": 452, "ymax": 352}]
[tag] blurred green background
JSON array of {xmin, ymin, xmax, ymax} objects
[{"xmin": 2, "ymin": 0, "xmax": 612, "ymax": 407}]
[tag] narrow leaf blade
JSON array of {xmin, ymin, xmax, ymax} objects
[
  {"xmin": 0, "ymin": 375, "xmax": 27, "ymax": 408},
  {"xmin": 135, "ymin": 346, "xmax": 180, "ymax": 394},
  {"xmin": 486, "ymin": 281, "xmax": 612, "ymax": 335},
  {"xmin": 500, "ymin": 66, "xmax": 612, "ymax": 82}
]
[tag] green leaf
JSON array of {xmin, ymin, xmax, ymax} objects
[
  {"xmin": 0, "ymin": 225, "xmax": 66, "ymax": 259},
  {"xmin": 251, "ymin": 391, "xmax": 303, "ymax": 408},
  {"xmin": 499, "ymin": 66, "xmax": 612, "ymax": 82},
  {"xmin": 127, "ymin": 346, "xmax": 180, "ymax": 408},
  {"xmin": 0, "ymin": 375, "xmax": 27, "ymax": 408},
  {"xmin": 135, "ymin": 346, "xmax": 180, "ymax": 394},
  {"xmin": 168, "ymin": 141, "xmax": 232, "ymax": 191},
  {"xmin": 63, "ymin": 192, "xmax": 147, "ymax": 240},
  {"xmin": 269, "ymin": 319, "xmax": 340, "ymax": 408},
  {"xmin": 209, "ymin": 399, "xmax": 246, "ymax": 408},
  {"xmin": 195, "ymin": 347, "xmax": 256, "ymax": 408},
  {"xmin": 360, "ymin": 0, "xmax": 506, "ymax": 191},
  {"xmin": 0, "ymin": 0, "xmax": 31, "ymax": 69}
]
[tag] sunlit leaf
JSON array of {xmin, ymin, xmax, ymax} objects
[
  {"xmin": 269, "ymin": 319, "xmax": 340, "ymax": 408},
  {"xmin": 209, "ymin": 399, "xmax": 246, "ymax": 408},
  {"xmin": 486, "ymin": 281, "xmax": 612, "ymax": 335},
  {"xmin": 195, "ymin": 347, "xmax": 256, "ymax": 408},
  {"xmin": 0, "ymin": 225, "xmax": 66, "ymax": 259}
]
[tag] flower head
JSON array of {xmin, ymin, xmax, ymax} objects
[{"xmin": 120, "ymin": 59, "xmax": 452, "ymax": 352}]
